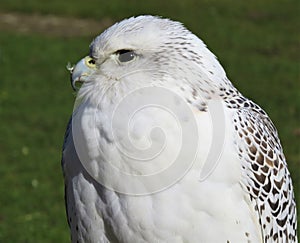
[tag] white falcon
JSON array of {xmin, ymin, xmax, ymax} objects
[{"xmin": 62, "ymin": 16, "xmax": 297, "ymax": 242}]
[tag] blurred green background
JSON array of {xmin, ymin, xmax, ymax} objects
[{"xmin": 0, "ymin": 0, "xmax": 299, "ymax": 241}]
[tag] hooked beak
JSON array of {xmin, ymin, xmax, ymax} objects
[{"xmin": 68, "ymin": 56, "xmax": 96, "ymax": 91}]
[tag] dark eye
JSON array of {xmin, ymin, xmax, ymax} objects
[
  {"xmin": 88, "ymin": 58, "xmax": 96, "ymax": 65},
  {"xmin": 117, "ymin": 50, "xmax": 136, "ymax": 63}
]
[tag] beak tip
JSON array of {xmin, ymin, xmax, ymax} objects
[{"xmin": 71, "ymin": 78, "xmax": 77, "ymax": 91}]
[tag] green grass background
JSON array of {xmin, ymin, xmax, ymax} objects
[{"xmin": 0, "ymin": 0, "xmax": 299, "ymax": 241}]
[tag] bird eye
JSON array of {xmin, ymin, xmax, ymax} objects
[
  {"xmin": 85, "ymin": 56, "xmax": 96, "ymax": 68},
  {"xmin": 117, "ymin": 50, "xmax": 136, "ymax": 63}
]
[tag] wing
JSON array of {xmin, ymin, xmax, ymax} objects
[
  {"xmin": 232, "ymin": 101, "xmax": 297, "ymax": 242},
  {"xmin": 61, "ymin": 117, "xmax": 112, "ymax": 243},
  {"xmin": 61, "ymin": 116, "xmax": 72, "ymax": 227}
]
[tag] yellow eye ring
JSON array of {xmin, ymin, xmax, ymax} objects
[{"xmin": 84, "ymin": 56, "xmax": 96, "ymax": 68}]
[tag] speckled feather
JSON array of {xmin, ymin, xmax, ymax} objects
[
  {"xmin": 62, "ymin": 15, "xmax": 297, "ymax": 242},
  {"xmin": 231, "ymin": 98, "xmax": 297, "ymax": 242}
]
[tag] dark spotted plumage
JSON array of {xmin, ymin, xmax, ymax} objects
[{"xmin": 221, "ymin": 87, "xmax": 298, "ymax": 242}]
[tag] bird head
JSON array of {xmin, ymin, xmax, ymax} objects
[{"xmin": 70, "ymin": 15, "xmax": 230, "ymax": 105}]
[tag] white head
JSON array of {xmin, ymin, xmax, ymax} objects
[{"xmin": 71, "ymin": 15, "xmax": 233, "ymax": 106}]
